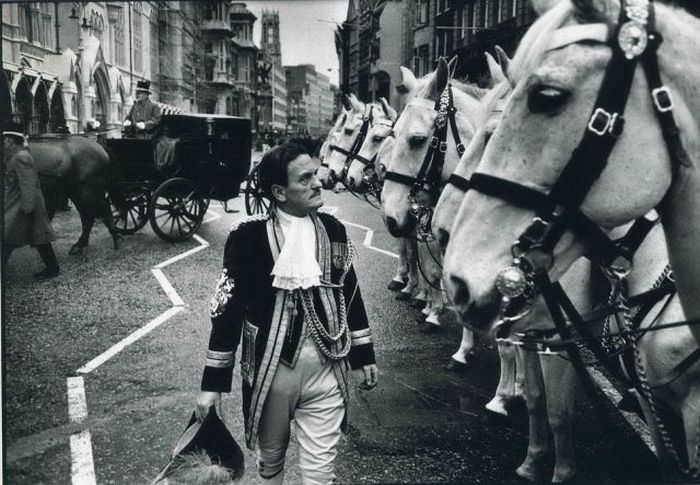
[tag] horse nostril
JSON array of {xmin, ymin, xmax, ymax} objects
[
  {"xmin": 436, "ymin": 228, "xmax": 450, "ymax": 250},
  {"xmin": 348, "ymin": 176, "xmax": 355, "ymax": 186},
  {"xmin": 449, "ymin": 274, "xmax": 470, "ymax": 306},
  {"xmin": 385, "ymin": 217, "xmax": 399, "ymax": 236}
]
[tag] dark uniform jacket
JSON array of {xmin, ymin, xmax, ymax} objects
[
  {"xmin": 202, "ymin": 211, "xmax": 375, "ymax": 449},
  {"xmin": 125, "ymin": 99, "xmax": 161, "ymax": 137},
  {"xmin": 4, "ymin": 147, "xmax": 56, "ymax": 246}
]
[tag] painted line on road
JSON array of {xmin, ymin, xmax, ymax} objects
[
  {"xmin": 69, "ymin": 208, "xmax": 222, "ymax": 484},
  {"xmin": 70, "ymin": 430, "xmax": 97, "ymax": 485},
  {"xmin": 67, "ymin": 377, "xmax": 96, "ymax": 484},
  {"xmin": 340, "ymin": 219, "xmax": 399, "ymax": 259}
]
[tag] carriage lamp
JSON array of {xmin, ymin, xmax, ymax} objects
[{"xmin": 495, "ymin": 265, "xmax": 528, "ymax": 299}]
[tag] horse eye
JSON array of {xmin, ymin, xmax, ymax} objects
[
  {"xmin": 372, "ymin": 135, "xmax": 385, "ymax": 143},
  {"xmin": 528, "ymin": 86, "xmax": 570, "ymax": 114},
  {"xmin": 408, "ymin": 136, "xmax": 428, "ymax": 148},
  {"xmin": 344, "ymin": 127, "xmax": 354, "ymax": 135}
]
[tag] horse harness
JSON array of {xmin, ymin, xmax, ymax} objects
[
  {"xmin": 384, "ymin": 84, "xmax": 468, "ymax": 233},
  {"xmin": 327, "ymin": 105, "xmax": 375, "ymax": 175},
  {"xmin": 463, "ymin": 1, "xmax": 696, "ymax": 475}
]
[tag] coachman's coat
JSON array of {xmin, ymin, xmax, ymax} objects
[
  {"xmin": 4, "ymin": 147, "xmax": 56, "ymax": 246},
  {"xmin": 202, "ymin": 212, "xmax": 376, "ymax": 450}
]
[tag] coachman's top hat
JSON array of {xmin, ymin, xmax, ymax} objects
[
  {"xmin": 136, "ymin": 80, "xmax": 151, "ymax": 94},
  {"xmin": 3, "ymin": 121, "xmax": 27, "ymax": 141}
]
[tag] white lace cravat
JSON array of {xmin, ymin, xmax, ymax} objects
[{"xmin": 271, "ymin": 209, "xmax": 322, "ymax": 290}]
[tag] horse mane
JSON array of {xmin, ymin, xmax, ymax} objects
[
  {"xmin": 509, "ymin": 0, "xmax": 576, "ymax": 85},
  {"xmin": 452, "ymin": 80, "xmax": 489, "ymax": 100}
]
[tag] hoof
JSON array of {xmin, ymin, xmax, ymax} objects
[
  {"xmin": 421, "ymin": 305, "xmax": 431, "ymax": 316},
  {"xmin": 515, "ymin": 464, "xmax": 541, "ymax": 482},
  {"xmin": 485, "ymin": 396, "xmax": 509, "ymax": 416},
  {"xmin": 68, "ymin": 245, "xmax": 85, "ymax": 255},
  {"xmin": 443, "ymin": 356, "xmax": 471, "ymax": 373},
  {"xmin": 552, "ymin": 470, "xmax": 576, "ymax": 483},
  {"xmin": 387, "ymin": 279, "xmax": 406, "ymax": 291},
  {"xmin": 411, "ymin": 298, "xmax": 427, "ymax": 309},
  {"xmin": 395, "ymin": 291, "xmax": 411, "ymax": 301}
]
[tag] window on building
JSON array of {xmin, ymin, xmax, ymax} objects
[
  {"xmin": 512, "ymin": 0, "xmax": 518, "ymax": 17},
  {"xmin": 41, "ymin": 3, "xmax": 53, "ymax": 49},
  {"xmin": 20, "ymin": 4, "xmax": 34, "ymax": 43},
  {"xmin": 113, "ymin": 10, "xmax": 125, "ymax": 67},
  {"xmin": 133, "ymin": 4, "xmax": 143, "ymax": 73},
  {"xmin": 415, "ymin": 0, "xmax": 429, "ymax": 26}
]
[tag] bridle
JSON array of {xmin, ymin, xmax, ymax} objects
[
  {"xmin": 460, "ymin": 3, "xmax": 697, "ymax": 475},
  {"xmin": 326, "ymin": 105, "xmax": 375, "ymax": 179},
  {"xmin": 463, "ymin": 0, "xmax": 689, "ymax": 326},
  {"xmin": 384, "ymin": 83, "xmax": 469, "ymax": 233}
]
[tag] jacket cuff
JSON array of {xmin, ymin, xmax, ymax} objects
[
  {"xmin": 201, "ymin": 366, "xmax": 234, "ymax": 392},
  {"xmin": 348, "ymin": 328, "xmax": 375, "ymax": 369}
]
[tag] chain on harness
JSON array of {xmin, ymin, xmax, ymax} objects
[{"xmin": 384, "ymin": 82, "xmax": 467, "ymax": 237}]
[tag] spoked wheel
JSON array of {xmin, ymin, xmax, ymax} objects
[
  {"xmin": 244, "ymin": 167, "xmax": 270, "ymax": 215},
  {"xmin": 148, "ymin": 177, "xmax": 207, "ymax": 242},
  {"xmin": 109, "ymin": 185, "xmax": 150, "ymax": 234}
]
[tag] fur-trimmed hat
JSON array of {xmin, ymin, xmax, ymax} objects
[
  {"xmin": 3, "ymin": 121, "xmax": 27, "ymax": 141},
  {"xmin": 136, "ymin": 80, "xmax": 151, "ymax": 93}
]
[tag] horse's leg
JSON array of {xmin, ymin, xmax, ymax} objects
[
  {"xmin": 516, "ymin": 348, "xmax": 549, "ymax": 482},
  {"xmin": 681, "ymin": 385, "xmax": 700, "ymax": 476},
  {"xmin": 388, "ymin": 237, "xmax": 408, "ymax": 291},
  {"xmin": 514, "ymin": 344, "xmax": 526, "ymax": 400},
  {"xmin": 485, "ymin": 340, "xmax": 517, "ymax": 416},
  {"xmin": 397, "ymin": 238, "xmax": 419, "ymax": 301},
  {"xmin": 541, "ymin": 354, "xmax": 577, "ymax": 482},
  {"xmin": 99, "ymin": 192, "xmax": 121, "ymax": 250},
  {"xmin": 70, "ymin": 197, "xmax": 94, "ymax": 255}
]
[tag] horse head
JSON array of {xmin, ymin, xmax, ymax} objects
[
  {"xmin": 324, "ymin": 94, "xmax": 372, "ymax": 186},
  {"xmin": 380, "ymin": 57, "xmax": 485, "ymax": 238},
  {"xmin": 346, "ymin": 97, "xmax": 397, "ymax": 192},
  {"xmin": 443, "ymin": 0, "xmax": 699, "ymax": 328},
  {"xmin": 318, "ymin": 109, "xmax": 349, "ymax": 189},
  {"xmin": 432, "ymin": 49, "xmax": 512, "ymax": 252}
]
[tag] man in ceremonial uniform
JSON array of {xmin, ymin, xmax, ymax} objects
[
  {"xmin": 123, "ymin": 80, "xmax": 161, "ymax": 138},
  {"xmin": 196, "ymin": 143, "xmax": 378, "ymax": 484}
]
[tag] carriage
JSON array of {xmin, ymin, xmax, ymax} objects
[{"xmin": 106, "ymin": 113, "xmax": 269, "ymax": 242}]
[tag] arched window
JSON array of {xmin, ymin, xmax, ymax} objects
[{"xmin": 133, "ymin": 2, "xmax": 143, "ymax": 72}]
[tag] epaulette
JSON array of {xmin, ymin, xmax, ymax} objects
[
  {"xmin": 229, "ymin": 213, "xmax": 269, "ymax": 233},
  {"xmin": 317, "ymin": 209, "xmax": 341, "ymax": 224}
]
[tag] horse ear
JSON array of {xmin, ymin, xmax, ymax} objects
[
  {"xmin": 342, "ymin": 94, "xmax": 353, "ymax": 111},
  {"xmin": 494, "ymin": 45, "xmax": 511, "ymax": 75},
  {"xmin": 484, "ymin": 52, "xmax": 505, "ymax": 85},
  {"xmin": 380, "ymin": 97, "xmax": 398, "ymax": 122},
  {"xmin": 447, "ymin": 56, "xmax": 459, "ymax": 79},
  {"xmin": 427, "ymin": 57, "xmax": 449, "ymax": 101},
  {"xmin": 570, "ymin": 0, "xmax": 617, "ymax": 21},
  {"xmin": 349, "ymin": 94, "xmax": 364, "ymax": 113},
  {"xmin": 530, "ymin": 0, "xmax": 562, "ymax": 15},
  {"xmin": 398, "ymin": 66, "xmax": 418, "ymax": 95}
]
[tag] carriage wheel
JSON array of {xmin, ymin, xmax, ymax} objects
[
  {"xmin": 148, "ymin": 178, "xmax": 207, "ymax": 242},
  {"xmin": 109, "ymin": 186, "xmax": 150, "ymax": 235},
  {"xmin": 244, "ymin": 167, "xmax": 270, "ymax": 215}
]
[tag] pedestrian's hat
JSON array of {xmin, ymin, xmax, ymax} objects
[
  {"xmin": 152, "ymin": 406, "xmax": 245, "ymax": 484},
  {"xmin": 3, "ymin": 121, "xmax": 26, "ymax": 140},
  {"xmin": 136, "ymin": 80, "xmax": 151, "ymax": 94}
]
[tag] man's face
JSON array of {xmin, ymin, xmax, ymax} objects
[
  {"xmin": 276, "ymin": 154, "xmax": 324, "ymax": 216},
  {"xmin": 136, "ymin": 92, "xmax": 149, "ymax": 103},
  {"xmin": 3, "ymin": 136, "xmax": 18, "ymax": 151}
]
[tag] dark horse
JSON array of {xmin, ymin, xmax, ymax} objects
[{"xmin": 29, "ymin": 135, "xmax": 121, "ymax": 255}]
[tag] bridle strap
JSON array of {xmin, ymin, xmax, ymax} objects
[
  {"xmin": 447, "ymin": 174, "xmax": 470, "ymax": 192},
  {"xmin": 329, "ymin": 105, "xmax": 374, "ymax": 168}
]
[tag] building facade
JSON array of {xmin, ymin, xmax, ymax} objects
[
  {"xmin": 285, "ymin": 64, "xmax": 334, "ymax": 137},
  {"xmin": 259, "ymin": 10, "xmax": 286, "ymax": 136}
]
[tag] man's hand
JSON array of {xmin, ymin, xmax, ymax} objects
[
  {"xmin": 359, "ymin": 364, "xmax": 378, "ymax": 390},
  {"xmin": 195, "ymin": 391, "xmax": 221, "ymax": 422},
  {"xmin": 136, "ymin": 121, "xmax": 146, "ymax": 130},
  {"xmin": 123, "ymin": 120, "xmax": 132, "ymax": 128}
]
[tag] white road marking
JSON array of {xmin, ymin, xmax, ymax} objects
[
  {"xmin": 67, "ymin": 377, "xmax": 88, "ymax": 423},
  {"xmin": 70, "ymin": 213, "xmax": 221, "ymax": 483},
  {"xmin": 70, "ymin": 431, "xmax": 97, "ymax": 485},
  {"xmin": 340, "ymin": 219, "xmax": 399, "ymax": 259}
]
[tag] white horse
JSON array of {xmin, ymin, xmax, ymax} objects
[
  {"xmin": 443, "ymin": 0, "xmax": 700, "ymax": 479},
  {"xmin": 318, "ymin": 107, "xmax": 350, "ymax": 188}
]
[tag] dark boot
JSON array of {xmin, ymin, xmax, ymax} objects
[{"xmin": 35, "ymin": 244, "xmax": 60, "ymax": 278}]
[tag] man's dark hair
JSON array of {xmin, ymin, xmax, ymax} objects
[{"xmin": 258, "ymin": 142, "xmax": 309, "ymax": 199}]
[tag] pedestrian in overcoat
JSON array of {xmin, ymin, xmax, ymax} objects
[
  {"xmin": 196, "ymin": 143, "xmax": 378, "ymax": 484},
  {"xmin": 3, "ymin": 122, "xmax": 60, "ymax": 278}
]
